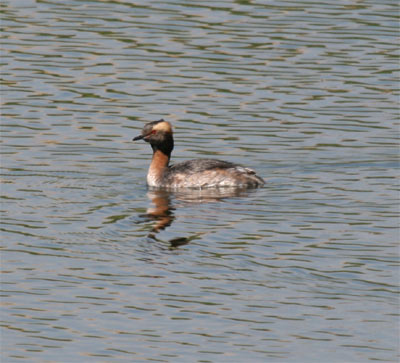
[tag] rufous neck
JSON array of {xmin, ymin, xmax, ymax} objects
[
  {"xmin": 147, "ymin": 150, "xmax": 170, "ymax": 186},
  {"xmin": 151, "ymin": 149, "xmax": 170, "ymax": 168}
]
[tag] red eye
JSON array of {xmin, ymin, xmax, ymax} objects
[{"xmin": 144, "ymin": 129, "xmax": 156, "ymax": 139}]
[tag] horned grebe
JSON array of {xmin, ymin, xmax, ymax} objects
[{"xmin": 133, "ymin": 119, "xmax": 264, "ymax": 189}]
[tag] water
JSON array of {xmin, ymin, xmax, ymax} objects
[{"xmin": 1, "ymin": 0, "xmax": 399, "ymax": 362}]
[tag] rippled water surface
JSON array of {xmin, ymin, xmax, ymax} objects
[{"xmin": 1, "ymin": 0, "xmax": 399, "ymax": 362}]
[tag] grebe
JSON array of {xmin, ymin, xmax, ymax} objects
[{"xmin": 133, "ymin": 119, "xmax": 265, "ymax": 189}]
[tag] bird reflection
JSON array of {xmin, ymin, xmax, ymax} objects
[
  {"xmin": 144, "ymin": 187, "xmax": 253, "ymax": 248},
  {"xmin": 146, "ymin": 189, "xmax": 174, "ymax": 233}
]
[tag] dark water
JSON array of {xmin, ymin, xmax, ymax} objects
[{"xmin": 1, "ymin": 0, "xmax": 399, "ymax": 362}]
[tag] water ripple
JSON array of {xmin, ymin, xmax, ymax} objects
[{"xmin": 1, "ymin": 0, "xmax": 399, "ymax": 362}]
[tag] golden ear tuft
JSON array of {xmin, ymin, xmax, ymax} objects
[{"xmin": 153, "ymin": 121, "xmax": 173, "ymax": 133}]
